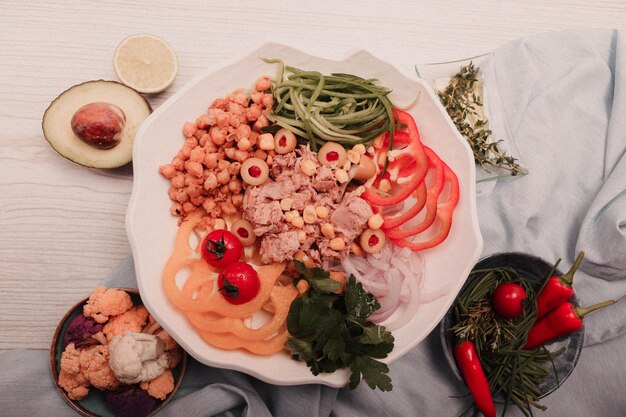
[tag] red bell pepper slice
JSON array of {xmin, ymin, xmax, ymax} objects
[
  {"xmin": 390, "ymin": 162, "xmax": 459, "ymax": 251},
  {"xmin": 385, "ymin": 147, "xmax": 445, "ymax": 237},
  {"xmin": 361, "ymin": 109, "xmax": 428, "ymax": 207},
  {"xmin": 379, "ymin": 182, "xmax": 427, "ymax": 230}
]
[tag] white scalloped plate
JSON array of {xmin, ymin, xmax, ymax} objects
[{"xmin": 126, "ymin": 43, "xmax": 483, "ymax": 388}]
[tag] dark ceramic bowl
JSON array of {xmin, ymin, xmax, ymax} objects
[
  {"xmin": 440, "ymin": 252, "xmax": 584, "ymax": 399},
  {"xmin": 50, "ymin": 288, "xmax": 186, "ymax": 417}
]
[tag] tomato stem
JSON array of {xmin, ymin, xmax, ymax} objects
[
  {"xmin": 218, "ymin": 275, "xmax": 239, "ymax": 299},
  {"xmin": 205, "ymin": 234, "xmax": 227, "ymax": 260}
]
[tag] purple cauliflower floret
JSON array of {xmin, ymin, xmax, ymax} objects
[
  {"xmin": 103, "ymin": 385, "xmax": 157, "ymax": 417},
  {"xmin": 63, "ymin": 315, "xmax": 104, "ymax": 348}
]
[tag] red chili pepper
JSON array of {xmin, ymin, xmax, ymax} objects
[
  {"xmin": 524, "ymin": 299, "xmax": 616, "ymax": 349},
  {"xmin": 390, "ymin": 163, "xmax": 459, "ymax": 251},
  {"xmin": 454, "ymin": 339, "xmax": 496, "ymax": 417},
  {"xmin": 385, "ymin": 147, "xmax": 445, "ymax": 238},
  {"xmin": 536, "ymin": 251, "xmax": 584, "ymax": 319},
  {"xmin": 361, "ymin": 109, "xmax": 428, "ymax": 206}
]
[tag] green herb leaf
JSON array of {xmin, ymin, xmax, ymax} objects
[
  {"xmin": 349, "ymin": 356, "xmax": 393, "ymax": 391},
  {"xmin": 293, "ymin": 260, "xmax": 342, "ymax": 294},
  {"xmin": 286, "ymin": 262, "xmax": 394, "ymax": 391}
]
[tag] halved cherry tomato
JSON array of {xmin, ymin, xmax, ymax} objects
[
  {"xmin": 218, "ymin": 262, "xmax": 261, "ymax": 305},
  {"xmin": 201, "ymin": 230, "xmax": 243, "ymax": 268}
]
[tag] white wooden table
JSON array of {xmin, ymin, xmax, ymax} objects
[{"xmin": 1, "ymin": 0, "xmax": 625, "ymax": 354}]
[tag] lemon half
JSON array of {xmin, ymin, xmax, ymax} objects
[{"xmin": 113, "ymin": 34, "xmax": 178, "ymax": 94}]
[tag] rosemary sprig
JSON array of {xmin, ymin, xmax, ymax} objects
[{"xmin": 437, "ymin": 63, "xmax": 527, "ymax": 177}]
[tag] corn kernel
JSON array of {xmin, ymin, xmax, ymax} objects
[
  {"xmin": 342, "ymin": 160, "xmax": 352, "ymax": 171},
  {"xmin": 280, "ymin": 197, "xmax": 294, "ymax": 212},
  {"xmin": 300, "ymin": 159, "xmax": 316, "ymax": 176},
  {"xmin": 329, "ymin": 237, "xmax": 346, "ymax": 251},
  {"xmin": 315, "ymin": 206, "xmax": 330, "ymax": 219},
  {"xmin": 303, "ymin": 205, "xmax": 318, "ymax": 224},
  {"xmin": 296, "ymin": 279, "xmax": 310, "ymax": 295},
  {"xmin": 347, "ymin": 149, "xmax": 361, "ymax": 164},
  {"xmin": 214, "ymin": 218, "xmax": 226, "ymax": 230},
  {"xmin": 368, "ymin": 213, "xmax": 384, "ymax": 230},
  {"xmin": 353, "ymin": 144, "xmax": 366, "ymax": 155},
  {"xmin": 379, "ymin": 179, "xmax": 392, "ymax": 193},
  {"xmin": 321, "ymin": 223, "xmax": 335, "ymax": 239},
  {"xmin": 367, "ymin": 146, "xmax": 375, "ymax": 155},
  {"xmin": 258, "ymin": 133, "xmax": 275, "ymax": 150},
  {"xmin": 292, "ymin": 217, "xmax": 304, "ymax": 228},
  {"xmin": 350, "ymin": 241, "xmax": 364, "ymax": 256},
  {"xmin": 298, "ymin": 230, "xmax": 307, "ymax": 243},
  {"xmin": 334, "ymin": 169, "xmax": 349, "ymax": 184}
]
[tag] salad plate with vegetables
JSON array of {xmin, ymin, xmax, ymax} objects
[{"xmin": 126, "ymin": 44, "xmax": 483, "ymax": 389}]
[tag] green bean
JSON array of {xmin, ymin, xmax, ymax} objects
[{"xmin": 263, "ymin": 59, "xmax": 395, "ymax": 151}]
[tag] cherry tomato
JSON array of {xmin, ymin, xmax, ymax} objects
[
  {"xmin": 217, "ymin": 262, "xmax": 260, "ymax": 305},
  {"xmin": 201, "ymin": 230, "xmax": 243, "ymax": 268},
  {"xmin": 491, "ymin": 282, "xmax": 527, "ymax": 318}
]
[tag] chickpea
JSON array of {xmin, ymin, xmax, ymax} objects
[
  {"xmin": 159, "ymin": 164, "xmax": 176, "ymax": 179},
  {"xmin": 204, "ymin": 173, "xmax": 217, "ymax": 191},
  {"xmin": 297, "ymin": 230, "xmax": 307, "ymax": 244},
  {"xmin": 228, "ymin": 179, "xmax": 242, "ymax": 194},
  {"xmin": 182, "ymin": 202, "xmax": 196, "ymax": 214},
  {"xmin": 234, "ymin": 149, "xmax": 249, "ymax": 162},
  {"xmin": 199, "ymin": 133, "xmax": 210, "ymax": 147},
  {"xmin": 228, "ymin": 161, "xmax": 241, "ymax": 176},
  {"xmin": 175, "ymin": 188, "xmax": 189, "ymax": 203},
  {"xmin": 202, "ymin": 198, "xmax": 217, "ymax": 212},
  {"xmin": 237, "ymin": 137, "xmax": 251, "ymax": 151},
  {"xmin": 258, "ymin": 133, "xmax": 275, "ymax": 150},
  {"xmin": 186, "ymin": 161, "xmax": 203, "ymax": 178},
  {"xmin": 170, "ymin": 203, "xmax": 183, "ymax": 216},
  {"xmin": 254, "ymin": 149, "xmax": 268, "ymax": 160},
  {"xmin": 204, "ymin": 152, "xmax": 219, "ymax": 169},
  {"xmin": 218, "ymin": 159, "xmax": 230, "ymax": 171},
  {"xmin": 220, "ymin": 184, "xmax": 230, "ymax": 194},
  {"xmin": 172, "ymin": 173, "xmax": 185, "ymax": 189},
  {"xmin": 224, "ymin": 147, "xmax": 237, "ymax": 160},
  {"xmin": 217, "ymin": 169, "xmax": 230, "ymax": 185},
  {"xmin": 231, "ymin": 193, "xmax": 244, "ymax": 207}
]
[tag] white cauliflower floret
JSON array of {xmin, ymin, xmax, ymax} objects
[{"xmin": 108, "ymin": 331, "xmax": 170, "ymax": 384}]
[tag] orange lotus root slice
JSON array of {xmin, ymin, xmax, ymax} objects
[
  {"xmin": 185, "ymin": 284, "xmax": 298, "ymax": 341},
  {"xmin": 197, "ymin": 324, "xmax": 291, "ymax": 355}
]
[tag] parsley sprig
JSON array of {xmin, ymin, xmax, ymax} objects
[{"xmin": 286, "ymin": 261, "xmax": 395, "ymax": 391}]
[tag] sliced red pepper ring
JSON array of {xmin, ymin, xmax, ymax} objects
[
  {"xmin": 390, "ymin": 163, "xmax": 459, "ymax": 251},
  {"xmin": 361, "ymin": 109, "xmax": 428, "ymax": 207},
  {"xmin": 379, "ymin": 182, "xmax": 427, "ymax": 230},
  {"xmin": 384, "ymin": 147, "xmax": 445, "ymax": 237}
]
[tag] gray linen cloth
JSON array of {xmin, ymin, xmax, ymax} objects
[{"xmin": 2, "ymin": 29, "xmax": 625, "ymax": 416}]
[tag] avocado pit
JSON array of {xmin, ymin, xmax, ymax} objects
[{"xmin": 71, "ymin": 102, "xmax": 126, "ymax": 149}]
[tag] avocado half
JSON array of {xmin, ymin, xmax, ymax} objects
[{"xmin": 42, "ymin": 80, "xmax": 152, "ymax": 169}]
